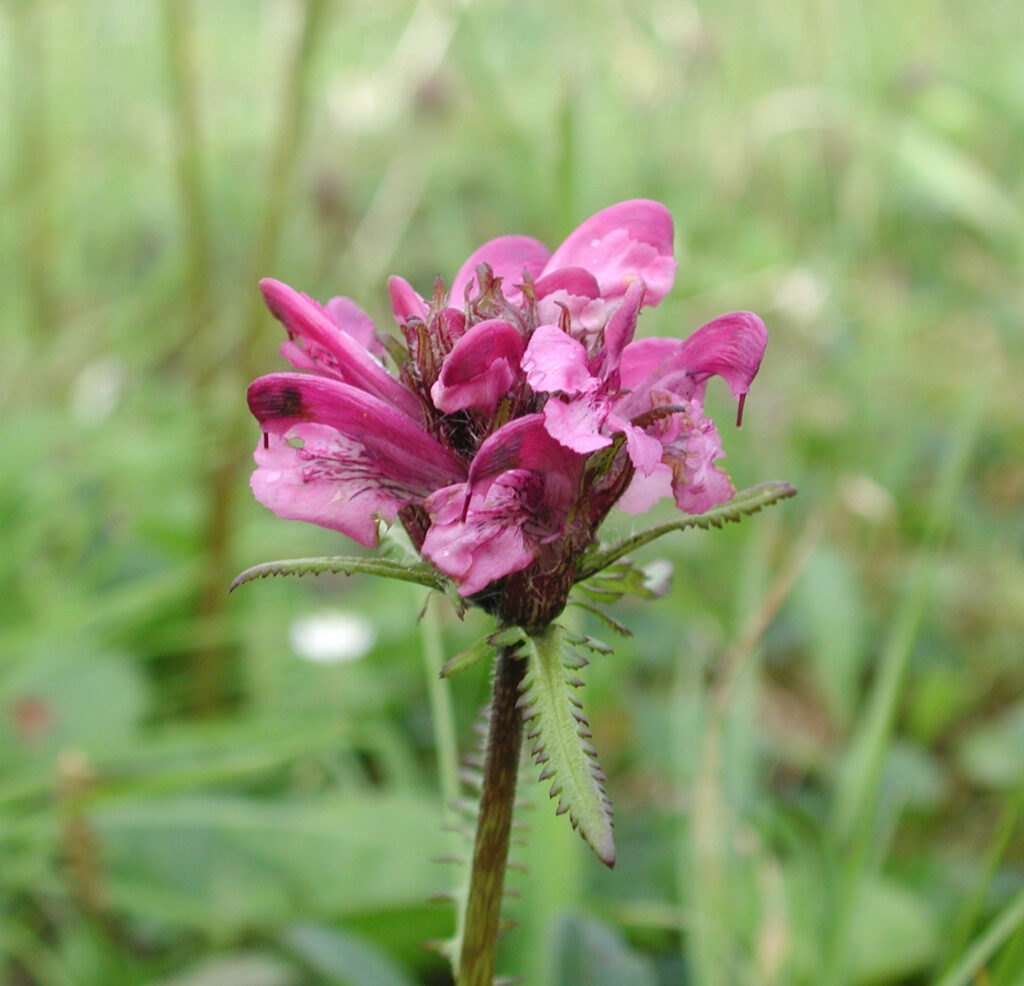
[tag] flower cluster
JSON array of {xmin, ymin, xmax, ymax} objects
[{"xmin": 246, "ymin": 200, "xmax": 767, "ymax": 630}]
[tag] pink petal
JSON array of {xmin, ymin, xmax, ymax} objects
[
  {"xmin": 665, "ymin": 406, "xmax": 735, "ymax": 514},
  {"xmin": 387, "ymin": 275, "xmax": 429, "ymax": 324},
  {"xmin": 534, "ymin": 268, "xmax": 608, "ymax": 336},
  {"xmin": 617, "ymin": 312, "xmax": 767, "ymax": 422},
  {"xmin": 542, "ymin": 199, "xmax": 676, "ymax": 305},
  {"xmin": 467, "ymin": 415, "xmax": 582, "ymax": 492},
  {"xmin": 248, "ymin": 372, "xmax": 465, "ymax": 489},
  {"xmin": 421, "ymin": 481, "xmax": 537, "ymax": 596},
  {"xmin": 676, "ymin": 311, "xmax": 768, "ymax": 403},
  {"xmin": 599, "ymin": 279, "xmax": 645, "ymax": 376},
  {"xmin": 521, "ymin": 325, "xmax": 595, "ymax": 396},
  {"xmin": 615, "ymin": 462, "xmax": 673, "ymax": 514},
  {"xmin": 252, "ymin": 428, "xmax": 400, "ymax": 546},
  {"xmin": 449, "ymin": 235, "xmax": 551, "ymax": 306},
  {"xmin": 324, "ymin": 296, "xmax": 385, "ymax": 356},
  {"xmin": 261, "ymin": 278, "xmax": 424, "ymax": 422},
  {"xmin": 608, "ymin": 414, "xmax": 664, "ymax": 475},
  {"xmin": 430, "ymin": 319, "xmax": 525, "ymax": 414},
  {"xmin": 542, "ymin": 395, "xmax": 612, "ymax": 454}
]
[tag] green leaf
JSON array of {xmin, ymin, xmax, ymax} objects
[
  {"xmin": 517, "ymin": 625, "xmax": 615, "ymax": 866},
  {"xmin": 282, "ymin": 924, "xmax": 416, "ymax": 986},
  {"xmin": 575, "ymin": 560, "xmax": 659, "ymax": 603},
  {"xmin": 575, "ymin": 481, "xmax": 796, "ymax": 581},
  {"xmin": 439, "ymin": 635, "xmax": 493, "ymax": 679},
  {"xmin": 229, "ymin": 555, "xmax": 449, "ymax": 594},
  {"xmin": 553, "ymin": 915, "xmax": 658, "ymax": 986}
]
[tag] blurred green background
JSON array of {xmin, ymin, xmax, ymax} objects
[{"xmin": 2, "ymin": 0, "xmax": 1023, "ymax": 983}]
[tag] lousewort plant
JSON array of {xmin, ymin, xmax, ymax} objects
[{"xmin": 232, "ymin": 200, "xmax": 794, "ymax": 985}]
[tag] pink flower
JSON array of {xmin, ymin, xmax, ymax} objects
[{"xmin": 246, "ymin": 200, "xmax": 767, "ymax": 627}]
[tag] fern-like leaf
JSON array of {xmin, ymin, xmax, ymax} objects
[
  {"xmin": 517, "ymin": 624, "xmax": 615, "ymax": 867},
  {"xmin": 228, "ymin": 555, "xmax": 451, "ymax": 593},
  {"xmin": 576, "ymin": 480, "xmax": 796, "ymax": 582}
]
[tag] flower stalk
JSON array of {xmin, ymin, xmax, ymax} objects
[{"xmin": 456, "ymin": 645, "xmax": 527, "ymax": 986}]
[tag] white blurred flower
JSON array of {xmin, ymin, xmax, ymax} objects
[
  {"xmin": 288, "ymin": 610, "xmax": 377, "ymax": 664},
  {"xmin": 71, "ymin": 358, "xmax": 124, "ymax": 425},
  {"xmin": 642, "ymin": 559, "xmax": 674, "ymax": 596},
  {"xmin": 773, "ymin": 266, "xmax": 828, "ymax": 325}
]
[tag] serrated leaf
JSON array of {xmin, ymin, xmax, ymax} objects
[
  {"xmin": 440, "ymin": 635, "xmax": 494, "ymax": 678},
  {"xmin": 576, "ymin": 560, "xmax": 658, "ymax": 603},
  {"xmin": 229, "ymin": 556, "xmax": 449, "ymax": 594},
  {"xmin": 517, "ymin": 625, "xmax": 615, "ymax": 866},
  {"xmin": 576, "ymin": 481, "xmax": 796, "ymax": 582}
]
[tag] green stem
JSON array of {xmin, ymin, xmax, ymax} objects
[{"xmin": 457, "ymin": 646, "xmax": 526, "ymax": 986}]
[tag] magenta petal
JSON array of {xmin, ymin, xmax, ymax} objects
[
  {"xmin": 260, "ymin": 278, "xmax": 424, "ymax": 422},
  {"xmin": 534, "ymin": 266, "xmax": 601, "ymax": 303},
  {"xmin": 387, "ymin": 275, "xmax": 429, "ymax": 324},
  {"xmin": 467, "ymin": 415, "xmax": 582, "ymax": 491},
  {"xmin": 430, "ymin": 319, "xmax": 525, "ymax": 415},
  {"xmin": 600, "ymin": 279, "xmax": 645, "ymax": 375},
  {"xmin": 324, "ymin": 296, "xmax": 384, "ymax": 356},
  {"xmin": 449, "ymin": 235, "xmax": 551, "ymax": 306},
  {"xmin": 248, "ymin": 372, "xmax": 465, "ymax": 489},
  {"xmin": 521, "ymin": 325, "xmax": 595, "ymax": 396},
  {"xmin": 542, "ymin": 199, "xmax": 676, "ymax": 305},
  {"xmin": 676, "ymin": 311, "xmax": 768, "ymax": 402}
]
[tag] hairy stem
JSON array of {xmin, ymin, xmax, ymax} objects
[{"xmin": 457, "ymin": 645, "xmax": 526, "ymax": 986}]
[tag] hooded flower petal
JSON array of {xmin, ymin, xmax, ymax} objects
[
  {"xmin": 542, "ymin": 199, "xmax": 676, "ymax": 305},
  {"xmin": 449, "ymin": 235, "xmax": 550, "ymax": 306},
  {"xmin": 430, "ymin": 318, "xmax": 525, "ymax": 415},
  {"xmin": 387, "ymin": 275, "xmax": 429, "ymax": 324},
  {"xmin": 248, "ymin": 372, "xmax": 465, "ymax": 491},
  {"xmin": 261, "ymin": 278, "xmax": 424, "ymax": 422},
  {"xmin": 466, "ymin": 415, "xmax": 583, "ymax": 493},
  {"xmin": 619, "ymin": 311, "xmax": 767, "ymax": 420}
]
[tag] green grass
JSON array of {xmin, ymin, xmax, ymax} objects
[{"xmin": 2, "ymin": 0, "xmax": 1023, "ymax": 983}]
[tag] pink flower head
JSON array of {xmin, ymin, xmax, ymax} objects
[{"xmin": 246, "ymin": 200, "xmax": 767, "ymax": 628}]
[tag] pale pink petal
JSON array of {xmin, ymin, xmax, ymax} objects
[
  {"xmin": 542, "ymin": 395, "xmax": 612, "ymax": 454},
  {"xmin": 615, "ymin": 462, "xmax": 673, "ymax": 514},
  {"xmin": 252, "ymin": 428, "xmax": 399, "ymax": 546},
  {"xmin": 665, "ymin": 407, "xmax": 735, "ymax": 514},
  {"xmin": 608, "ymin": 414, "xmax": 664, "ymax": 475},
  {"xmin": 248, "ymin": 372, "xmax": 465, "ymax": 489},
  {"xmin": 521, "ymin": 325, "xmax": 595, "ymax": 396},
  {"xmin": 542, "ymin": 199, "xmax": 676, "ymax": 305},
  {"xmin": 261, "ymin": 278, "xmax": 424, "ymax": 422},
  {"xmin": 430, "ymin": 319, "xmax": 525, "ymax": 414},
  {"xmin": 449, "ymin": 235, "xmax": 550, "ymax": 306},
  {"xmin": 534, "ymin": 267, "xmax": 608, "ymax": 336},
  {"xmin": 387, "ymin": 275, "xmax": 429, "ymax": 324}
]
